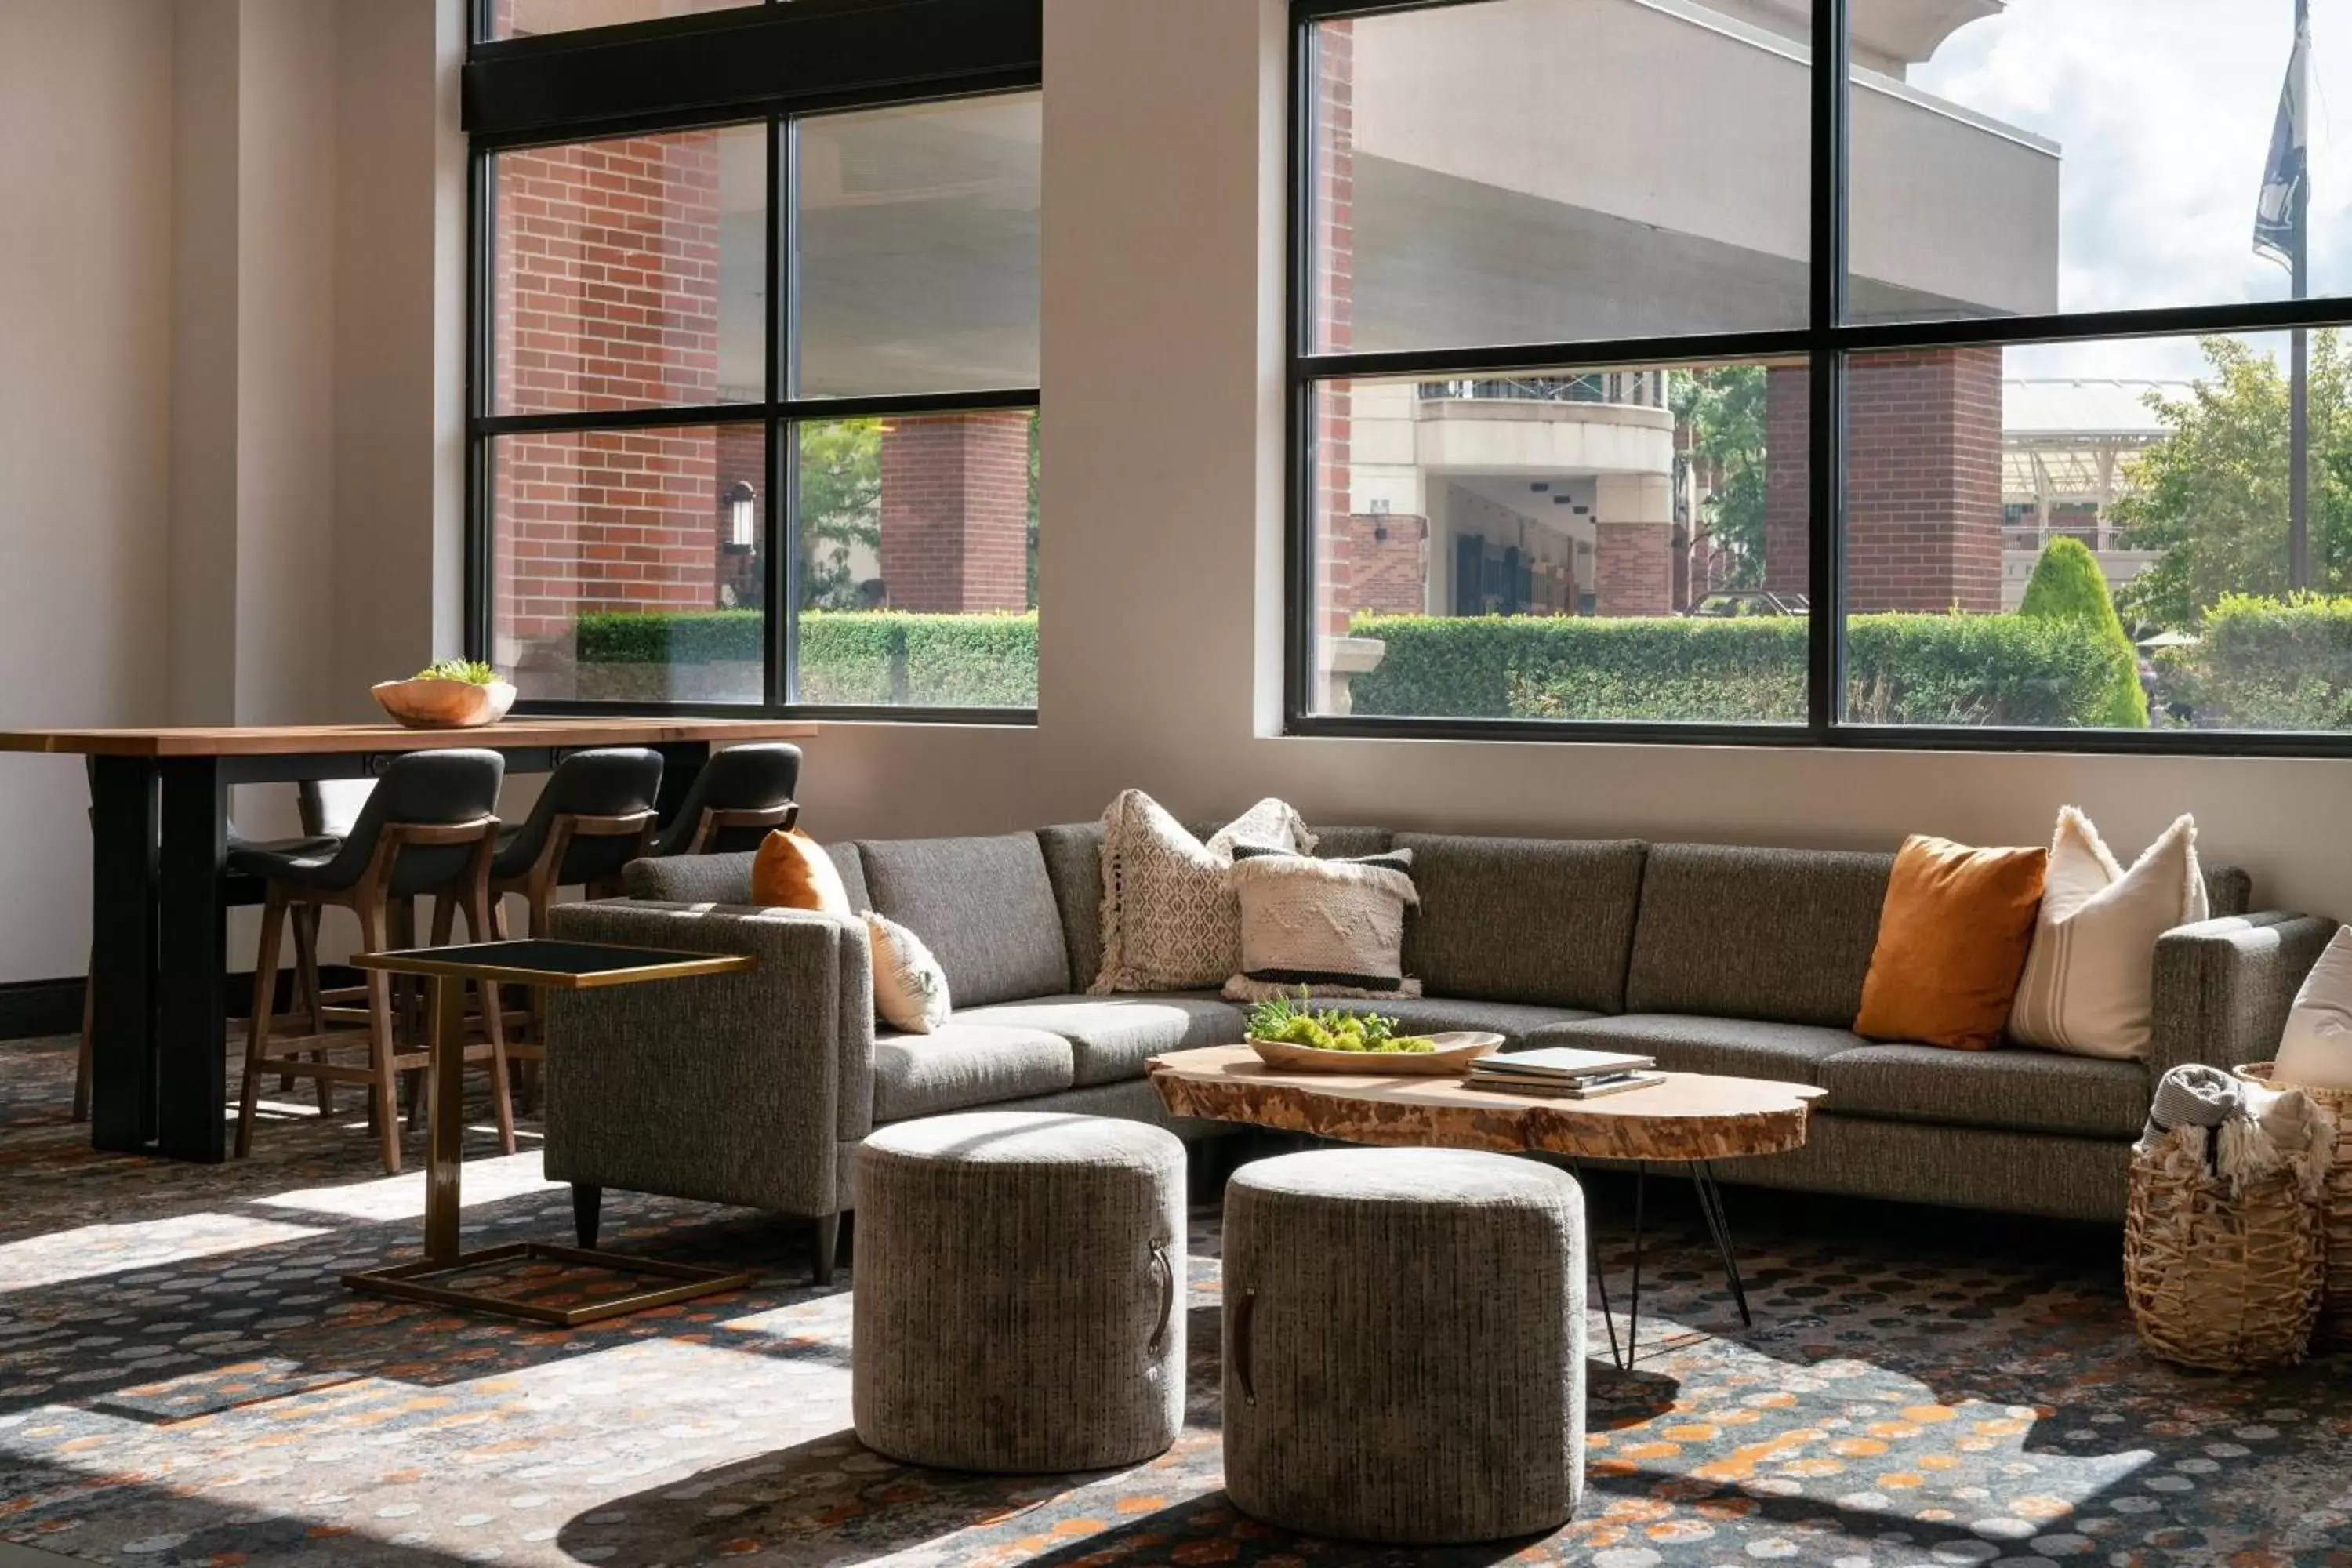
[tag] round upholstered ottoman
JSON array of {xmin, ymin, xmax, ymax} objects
[
  {"xmin": 853, "ymin": 1112, "xmax": 1186, "ymax": 1472},
  {"xmin": 1221, "ymin": 1147, "xmax": 1586, "ymax": 1543}
]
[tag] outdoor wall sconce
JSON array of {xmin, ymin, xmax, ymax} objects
[{"xmin": 723, "ymin": 481, "xmax": 757, "ymax": 554}]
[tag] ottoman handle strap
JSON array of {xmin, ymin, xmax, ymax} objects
[
  {"xmin": 1148, "ymin": 1240, "xmax": 1175, "ymax": 1356},
  {"xmin": 1233, "ymin": 1287, "xmax": 1258, "ymax": 1405}
]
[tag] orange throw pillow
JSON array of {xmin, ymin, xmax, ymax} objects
[
  {"xmin": 1854, "ymin": 834, "xmax": 2048, "ymax": 1051},
  {"xmin": 751, "ymin": 829, "xmax": 854, "ymax": 918}
]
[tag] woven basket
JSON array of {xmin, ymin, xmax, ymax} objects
[
  {"xmin": 2238, "ymin": 1062, "xmax": 2352, "ymax": 1347},
  {"xmin": 2123, "ymin": 1123, "xmax": 2324, "ymax": 1371}
]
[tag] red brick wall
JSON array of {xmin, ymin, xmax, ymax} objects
[
  {"xmin": 1341, "ymin": 513, "xmax": 1428, "ymax": 614},
  {"xmin": 492, "ymin": 128, "xmax": 734, "ymax": 644},
  {"xmin": 1764, "ymin": 351, "xmax": 2004, "ymax": 614},
  {"xmin": 1595, "ymin": 522, "xmax": 1673, "ymax": 616},
  {"xmin": 877, "ymin": 413, "xmax": 1033, "ymax": 613}
]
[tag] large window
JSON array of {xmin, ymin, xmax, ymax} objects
[
  {"xmin": 469, "ymin": 4, "xmax": 1042, "ymax": 717},
  {"xmin": 1294, "ymin": 0, "xmax": 2352, "ymax": 750}
]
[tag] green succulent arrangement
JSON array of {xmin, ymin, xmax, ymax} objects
[
  {"xmin": 1245, "ymin": 989, "xmax": 1436, "ymax": 1054},
  {"xmin": 413, "ymin": 659, "xmax": 501, "ymax": 686}
]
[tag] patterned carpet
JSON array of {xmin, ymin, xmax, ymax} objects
[{"xmin": 2, "ymin": 1035, "xmax": 2350, "ymax": 1567}]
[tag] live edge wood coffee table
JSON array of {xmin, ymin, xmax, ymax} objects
[
  {"xmin": 1146, "ymin": 1045, "xmax": 1825, "ymax": 1369},
  {"xmin": 343, "ymin": 938, "xmax": 757, "ymax": 1327}
]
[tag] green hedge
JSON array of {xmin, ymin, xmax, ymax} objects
[
  {"xmin": 1348, "ymin": 612, "xmax": 2135, "ymax": 728},
  {"xmin": 574, "ymin": 610, "xmax": 1037, "ymax": 708},
  {"xmin": 2180, "ymin": 594, "xmax": 2352, "ymax": 730}
]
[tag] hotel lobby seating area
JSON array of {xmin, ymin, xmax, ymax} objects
[{"xmin": 10, "ymin": 0, "xmax": 2352, "ymax": 1563}]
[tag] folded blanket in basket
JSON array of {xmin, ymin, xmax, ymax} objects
[{"xmin": 2143, "ymin": 1063, "xmax": 2336, "ymax": 1195}]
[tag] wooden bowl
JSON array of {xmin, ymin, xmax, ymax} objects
[
  {"xmin": 372, "ymin": 677, "xmax": 518, "ymax": 730},
  {"xmin": 1247, "ymin": 1030, "xmax": 1504, "ymax": 1076}
]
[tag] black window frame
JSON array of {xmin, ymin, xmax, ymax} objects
[
  {"xmin": 464, "ymin": 0, "xmax": 1044, "ymax": 725},
  {"xmin": 1286, "ymin": 0, "xmax": 2352, "ymax": 757}
]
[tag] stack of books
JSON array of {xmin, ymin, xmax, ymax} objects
[{"xmin": 1464, "ymin": 1046, "xmax": 1664, "ymax": 1100}]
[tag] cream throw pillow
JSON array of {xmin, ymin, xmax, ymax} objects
[
  {"xmin": 1223, "ymin": 846, "xmax": 1421, "ymax": 1002},
  {"xmin": 2007, "ymin": 809, "xmax": 2209, "ymax": 1060},
  {"xmin": 865, "ymin": 910, "xmax": 951, "ymax": 1035},
  {"xmin": 2278, "ymin": 927, "xmax": 2352, "ymax": 1090},
  {"xmin": 1092, "ymin": 789, "xmax": 1314, "ymax": 993}
]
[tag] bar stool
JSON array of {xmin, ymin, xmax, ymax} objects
[
  {"xmin": 233, "ymin": 750, "xmax": 511, "ymax": 1174},
  {"xmin": 73, "ymin": 770, "xmax": 339, "ymax": 1123},
  {"xmin": 649, "ymin": 743, "xmax": 801, "ymax": 856},
  {"xmin": 478, "ymin": 748, "xmax": 664, "ymax": 1108}
]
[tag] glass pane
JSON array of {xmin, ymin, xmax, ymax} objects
[
  {"xmin": 493, "ymin": 124, "xmax": 766, "ymax": 415},
  {"xmin": 794, "ymin": 94, "xmax": 1042, "ymax": 398},
  {"xmin": 1308, "ymin": 0, "xmax": 1811, "ymax": 358},
  {"xmin": 1851, "ymin": 0, "xmax": 2337, "ymax": 323},
  {"xmin": 1303, "ymin": 363, "xmax": 1810, "ymax": 723},
  {"xmin": 796, "ymin": 411, "xmax": 1039, "ymax": 707},
  {"xmin": 490, "ymin": 424, "xmax": 768, "ymax": 704},
  {"xmin": 1842, "ymin": 332, "xmax": 2352, "ymax": 732},
  {"xmin": 488, "ymin": 0, "xmax": 760, "ymax": 42}
]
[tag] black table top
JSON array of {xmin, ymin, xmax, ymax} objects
[{"xmin": 351, "ymin": 939, "xmax": 753, "ymax": 989}]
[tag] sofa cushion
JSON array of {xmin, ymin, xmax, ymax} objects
[
  {"xmin": 1037, "ymin": 823, "xmax": 1108, "ymax": 993},
  {"xmin": 871, "ymin": 1024, "xmax": 1076, "ymax": 1123},
  {"xmin": 1528, "ymin": 1013, "xmax": 1860, "ymax": 1087},
  {"xmin": 1392, "ymin": 834, "xmax": 1646, "ymax": 1012},
  {"xmin": 619, "ymin": 841, "xmax": 866, "ymax": 910},
  {"xmin": 1819, "ymin": 1043, "xmax": 2148, "ymax": 1139},
  {"xmin": 1626, "ymin": 844, "xmax": 1893, "ymax": 1027},
  {"xmin": 1316, "ymin": 996, "xmax": 1600, "ymax": 1047},
  {"xmin": 858, "ymin": 834, "xmax": 1073, "ymax": 1008},
  {"xmin": 958, "ymin": 993, "xmax": 1247, "ymax": 1086}
]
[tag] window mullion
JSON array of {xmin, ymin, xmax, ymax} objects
[
  {"xmin": 781, "ymin": 113, "xmax": 809, "ymax": 714},
  {"xmin": 1808, "ymin": 0, "xmax": 1850, "ymax": 739}
]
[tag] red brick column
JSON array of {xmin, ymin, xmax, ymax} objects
[
  {"xmin": 1341, "ymin": 514, "xmax": 1429, "ymax": 612},
  {"xmin": 1595, "ymin": 524, "xmax": 1673, "ymax": 616},
  {"xmin": 1312, "ymin": 21, "xmax": 1356, "ymax": 638},
  {"xmin": 1762, "ymin": 352, "xmax": 2004, "ymax": 613},
  {"xmin": 877, "ymin": 413, "xmax": 1033, "ymax": 612}
]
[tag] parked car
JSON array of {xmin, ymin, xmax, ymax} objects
[{"xmin": 1683, "ymin": 590, "xmax": 1810, "ymax": 618}]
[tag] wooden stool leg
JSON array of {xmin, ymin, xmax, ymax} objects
[
  {"xmin": 235, "ymin": 890, "xmax": 288, "ymax": 1160},
  {"xmin": 465, "ymin": 885, "xmax": 517, "ymax": 1155},
  {"xmin": 289, "ymin": 902, "xmax": 332, "ymax": 1116},
  {"xmin": 73, "ymin": 944, "xmax": 93, "ymax": 1123},
  {"xmin": 358, "ymin": 897, "xmax": 402, "ymax": 1175}
]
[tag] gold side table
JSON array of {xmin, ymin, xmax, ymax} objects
[{"xmin": 342, "ymin": 938, "xmax": 757, "ymax": 1327}]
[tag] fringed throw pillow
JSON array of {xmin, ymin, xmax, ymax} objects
[
  {"xmin": 1222, "ymin": 845, "xmax": 1421, "ymax": 1002},
  {"xmin": 2008, "ymin": 809, "xmax": 2208, "ymax": 1060},
  {"xmin": 1091, "ymin": 789, "xmax": 1314, "ymax": 993}
]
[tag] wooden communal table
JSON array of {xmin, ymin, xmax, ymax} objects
[
  {"xmin": 1148, "ymin": 1045, "xmax": 1825, "ymax": 1368},
  {"xmin": 0, "ymin": 717, "xmax": 814, "ymax": 1162},
  {"xmin": 344, "ymin": 939, "xmax": 757, "ymax": 1327}
]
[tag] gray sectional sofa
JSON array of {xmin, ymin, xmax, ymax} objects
[{"xmin": 541, "ymin": 822, "xmax": 2336, "ymax": 1279}]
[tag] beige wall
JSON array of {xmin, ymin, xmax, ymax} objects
[
  {"xmin": 0, "ymin": 0, "xmax": 463, "ymax": 982},
  {"xmin": 0, "ymin": 0, "xmax": 175, "ymax": 982}
]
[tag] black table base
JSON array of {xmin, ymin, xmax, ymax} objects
[{"xmin": 1582, "ymin": 1160, "xmax": 1754, "ymax": 1373}]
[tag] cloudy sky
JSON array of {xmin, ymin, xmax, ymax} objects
[{"xmin": 1909, "ymin": 0, "xmax": 2341, "ymax": 380}]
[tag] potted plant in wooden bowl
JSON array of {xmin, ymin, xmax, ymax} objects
[{"xmin": 372, "ymin": 660, "xmax": 518, "ymax": 730}]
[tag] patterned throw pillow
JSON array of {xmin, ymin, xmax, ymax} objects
[
  {"xmin": 1091, "ymin": 789, "xmax": 1314, "ymax": 993},
  {"xmin": 865, "ymin": 910, "xmax": 952, "ymax": 1035},
  {"xmin": 2008, "ymin": 809, "xmax": 2208, "ymax": 1060},
  {"xmin": 1223, "ymin": 845, "xmax": 1421, "ymax": 1002}
]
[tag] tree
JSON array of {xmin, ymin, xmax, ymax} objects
[
  {"xmin": 2112, "ymin": 331, "xmax": 2352, "ymax": 629},
  {"xmin": 2018, "ymin": 536, "xmax": 2147, "ymax": 728},
  {"xmin": 797, "ymin": 418, "xmax": 884, "ymax": 611},
  {"xmin": 1673, "ymin": 365, "xmax": 1769, "ymax": 589}
]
